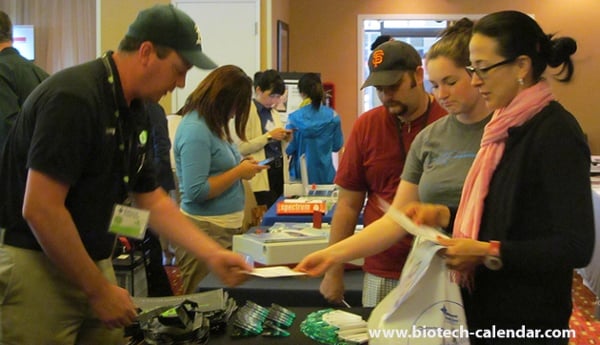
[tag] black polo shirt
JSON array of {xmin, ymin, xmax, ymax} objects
[{"xmin": 0, "ymin": 52, "xmax": 158, "ymax": 260}]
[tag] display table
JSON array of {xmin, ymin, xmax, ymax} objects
[
  {"xmin": 127, "ymin": 306, "xmax": 372, "ymax": 345},
  {"xmin": 261, "ymin": 196, "xmax": 363, "ymax": 226}
]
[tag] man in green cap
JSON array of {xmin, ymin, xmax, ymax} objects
[{"xmin": 0, "ymin": 5, "xmax": 250, "ymax": 344}]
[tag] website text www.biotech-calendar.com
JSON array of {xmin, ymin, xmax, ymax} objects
[{"xmin": 368, "ymin": 325, "xmax": 575, "ymax": 341}]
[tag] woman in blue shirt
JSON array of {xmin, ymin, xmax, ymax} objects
[
  {"xmin": 174, "ymin": 65, "xmax": 266, "ymax": 294},
  {"xmin": 286, "ymin": 73, "xmax": 343, "ymax": 184}
]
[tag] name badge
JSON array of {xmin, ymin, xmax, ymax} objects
[{"xmin": 108, "ymin": 204, "xmax": 150, "ymax": 239}]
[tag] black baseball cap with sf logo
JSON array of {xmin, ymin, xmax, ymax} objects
[{"xmin": 361, "ymin": 40, "xmax": 422, "ymax": 89}]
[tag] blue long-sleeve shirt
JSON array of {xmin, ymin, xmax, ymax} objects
[{"xmin": 174, "ymin": 112, "xmax": 244, "ymax": 216}]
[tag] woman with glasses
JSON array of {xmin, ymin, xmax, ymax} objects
[
  {"xmin": 173, "ymin": 65, "xmax": 266, "ymax": 294},
  {"xmin": 404, "ymin": 11, "xmax": 593, "ymax": 344},
  {"xmin": 232, "ymin": 69, "xmax": 291, "ymax": 208}
]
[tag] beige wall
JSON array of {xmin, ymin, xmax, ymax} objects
[
  {"xmin": 100, "ymin": 0, "xmax": 600, "ymax": 152},
  {"xmin": 268, "ymin": 0, "xmax": 290, "ymax": 70},
  {"xmin": 100, "ymin": 0, "xmax": 170, "ymax": 108},
  {"xmin": 99, "ymin": 0, "xmax": 169, "ymax": 51},
  {"xmin": 288, "ymin": 0, "xmax": 600, "ymax": 153}
]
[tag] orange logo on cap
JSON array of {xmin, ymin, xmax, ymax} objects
[{"xmin": 372, "ymin": 49, "xmax": 384, "ymax": 68}]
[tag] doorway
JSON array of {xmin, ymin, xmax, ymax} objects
[{"xmin": 172, "ymin": 0, "xmax": 260, "ymax": 113}]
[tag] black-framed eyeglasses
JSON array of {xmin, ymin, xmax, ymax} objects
[{"xmin": 465, "ymin": 57, "xmax": 517, "ymax": 79}]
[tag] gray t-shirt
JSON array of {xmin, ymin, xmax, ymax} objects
[{"xmin": 401, "ymin": 114, "xmax": 492, "ymax": 206}]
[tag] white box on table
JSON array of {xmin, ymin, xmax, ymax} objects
[{"xmin": 233, "ymin": 222, "xmax": 363, "ymax": 266}]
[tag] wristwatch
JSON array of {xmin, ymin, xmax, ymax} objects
[
  {"xmin": 266, "ymin": 133, "xmax": 272, "ymax": 140},
  {"xmin": 483, "ymin": 240, "xmax": 503, "ymax": 270}
]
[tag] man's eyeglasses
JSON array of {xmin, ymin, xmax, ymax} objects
[{"xmin": 465, "ymin": 57, "xmax": 516, "ymax": 79}]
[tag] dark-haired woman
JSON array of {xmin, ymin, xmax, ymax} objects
[
  {"xmin": 405, "ymin": 11, "xmax": 593, "ymax": 343},
  {"xmin": 285, "ymin": 73, "xmax": 343, "ymax": 184},
  {"xmin": 173, "ymin": 65, "xmax": 266, "ymax": 294}
]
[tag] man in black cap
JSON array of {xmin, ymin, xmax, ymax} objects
[
  {"xmin": 0, "ymin": 10, "xmax": 49, "ymax": 149},
  {"xmin": 0, "ymin": 5, "xmax": 251, "ymax": 344},
  {"xmin": 320, "ymin": 40, "xmax": 447, "ymax": 307}
]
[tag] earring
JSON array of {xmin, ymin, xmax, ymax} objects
[{"xmin": 518, "ymin": 78, "xmax": 524, "ymax": 86}]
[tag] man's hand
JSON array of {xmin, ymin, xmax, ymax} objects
[
  {"xmin": 88, "ymin": 284, "xmax": 137, "ymax": 329},
  {"xmin": 206, "ymin": 250, "xmax": 252, "ymax": 287}
]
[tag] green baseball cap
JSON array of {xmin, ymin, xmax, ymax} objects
[
  {"xmin": 361, "ymin": 41, "xmax": 422, "ymax": 89},
  {"xmin": 126, "ymin": 4, "xmax": 217, "ymax": 69}
]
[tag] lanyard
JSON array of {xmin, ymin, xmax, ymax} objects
[{"xmin": 101, "ymin": 53, "xmax": 146, "ymax": 194}]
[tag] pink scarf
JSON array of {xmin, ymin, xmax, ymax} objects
[{"xmin": 452, "ymin": 80, "xmax": 554, "ymax": 285}]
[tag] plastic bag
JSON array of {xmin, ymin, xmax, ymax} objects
[{"xmin": 368, "ymin": 236, "xmax": 470, "ymax": 345}]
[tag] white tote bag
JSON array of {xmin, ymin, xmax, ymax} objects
[{"xmin": 368, "ymin": 236, "xmax": 470, "ymax": 345}]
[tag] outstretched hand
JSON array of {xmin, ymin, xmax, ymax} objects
[
  {"xmin": 206, "ymin": 250, "xmax": 253, "ymax": 287},
  {"xmin": 293, "ymin": 250, "xmax": 336, "ymax": 277}
]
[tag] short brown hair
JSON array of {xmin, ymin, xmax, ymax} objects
[{"xmin": 118, "ymin": 36, "xmax": 172, "ymax": 60}]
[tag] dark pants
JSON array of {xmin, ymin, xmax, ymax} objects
[
  {"xmin": 254, "ymin": 163, "xmax": 283, "ymax": 209},
  {"xmin": 141, "ymin": 231, "xmax": 173, "ymax": 297}
]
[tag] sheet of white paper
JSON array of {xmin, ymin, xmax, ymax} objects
[{"xmin": 246, "ymin": 266, "xmax": 307, "ymax": 278}]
